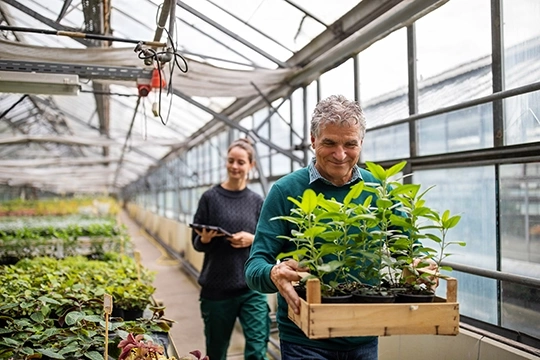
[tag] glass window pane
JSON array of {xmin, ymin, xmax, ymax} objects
[
  {"xmin": 501, "ymin": 282, "xmax": 540, "ymax": 339},
  {"xmin": 359, "ymin": 28, "xmax": 408, "ymax": 127},
  {"xmin": 320, "ymin": 58, "xmax": 355, "ymax": 100},
  {"xmin": 362, "ymin": 123, "xmax": 409, "ymax": 162},
  {"xmin": 271, "ymin": 153, "xmax": 292, "ymax": 177},
  {"xmin": 270, "ymin": 99, "xmax": 291, "ymax": 149},
  {"xmin": 416, "ymin": 0, "xmax": 492, "ymax": 112},
  {"xmin": 500, "ymin": 163, "xmax": 540, "ymax": 271},
  {"xmin": 417, "ymin": 104, "xmax": 493, "ymax": 156},
  {"xmin": 413, "ymin": 166, "xmax": 498, "ymax": 323},
  {"xmin": 504, "ymin": 90, "xmax": 540, "ymax": 146},
  {"xmin": 502, "ymin": 0, "xmax": 540, "ymax": 90}
]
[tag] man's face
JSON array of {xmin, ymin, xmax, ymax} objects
[{"xmin": 311, "ymin": 122, "xmax": 362, "ymax": 186}]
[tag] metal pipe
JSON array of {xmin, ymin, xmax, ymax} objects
[
  {"xmin": 443, "ymin": 261, "xmax": 540, "ymax": 288},
  {"xmin": 0, "ymin": 25, "xmax": 166, "ymax": 47},
  {"xmin": 368, "ymin": 79, "xmax": 540, "ymax": 132}
]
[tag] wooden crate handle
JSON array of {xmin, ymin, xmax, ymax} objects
[
  {"xmin": 306, "ymin": 278, "xmax": 321, "ymax": 304},
  {"xmin": 418, "ymin": 268, "xmax": 458, "ymax": 303},
  {"xmin": 446, "ymin": 277, "xmax": 457, "ymax": 302}
]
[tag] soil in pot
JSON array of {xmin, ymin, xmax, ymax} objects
[{"xmin": 352, "ymin": 291, "xmax": 395, "ymax": 303}]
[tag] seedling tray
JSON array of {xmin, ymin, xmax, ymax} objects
[{"xmin": 288, "ymin": 276, "xmax": 459, "ymax": 339}]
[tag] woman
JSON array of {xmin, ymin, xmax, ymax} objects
[{"xmin": 191, "ymin": 138, "xmax": 270, "ymax": 360}]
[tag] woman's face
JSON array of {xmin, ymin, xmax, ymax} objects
[{"xmin": 226, "ymin": 146, "xmax": 253, "ymax": 181}]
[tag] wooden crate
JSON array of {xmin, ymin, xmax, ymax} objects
[{"xmin": 288, "ymin": 276, "xmax": 459, "ymax": 339}]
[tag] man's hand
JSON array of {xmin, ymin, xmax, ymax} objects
[
  {"xmin": 413, "ymin": 258, "xmax": 439, "ymax": 290},
  {"xmin": 270, "ymin": 259, "xmax": 309, "ymax": 314}
]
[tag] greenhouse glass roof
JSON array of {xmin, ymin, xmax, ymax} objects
[{"xmin": 0, "ymin": 0, "xmax": 446, "ymax": 193}]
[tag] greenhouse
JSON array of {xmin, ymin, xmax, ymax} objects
[{"xmin": 1, "ymin": 0, "xmax": 539, "ymax": 359}]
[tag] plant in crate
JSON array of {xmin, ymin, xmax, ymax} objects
[
  {"xmin": 345, "ymin": 161, "xmax": 415, "ymax": 302},
  {"xmin": 272, "ymin": 181, "xmax": 379, "ymax": 300},
  {"xmin": 271, "ymin": 187, "xmax": 350, "ymax": 299},
  {"xmin": 272, "ymin": 160, "xmax": 465, "ymax": 303},
  {"xmin": 369, "ymin": 162, "xmax": 465, "ymax": 301}
]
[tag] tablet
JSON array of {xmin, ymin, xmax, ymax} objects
[{"xmin": 189, "ymin": 223, "xmax": 232, "ymax": 237}]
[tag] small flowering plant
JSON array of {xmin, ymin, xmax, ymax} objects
[
  {"xmin": 118, "ymin": 333, "xmax": 208, "ymax": 360},
  {"xmin": 118, "ymin": 333, "xmax": 164, "ymax": 360}
]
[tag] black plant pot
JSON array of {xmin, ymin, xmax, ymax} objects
[
  {"xmin": 123, "ymin": 309, "xmax": 144, "ymax": 320},
  {"xmin": 352, "ymin": 292, "xmax": 395, "ymax": 303},
  {"xmin": 111, "ymin": 308, "xmax": 144, "ymax": 321},
  {"xmin": 294, "ymin": 285, "xmax": 306, "ymax": 300},
  {"xmin": 395, "ymin": 292, "xmax": 435, "ymax": 303},
  {"xmin": 0, "ymin": 256, "xmax": 20, "ymax": 266}
]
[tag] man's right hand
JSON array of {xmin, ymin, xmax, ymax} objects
[{"xmin": 270, "ymin": 259, "xmax": 309, "ymax": 314}]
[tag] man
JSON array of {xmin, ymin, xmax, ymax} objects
[{"xmin": 245, "ymin": 94, "xmax": 380, "ymax": 359}]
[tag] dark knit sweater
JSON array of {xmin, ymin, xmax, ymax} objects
[{"xmin": 192, "ymin": 184, "xmax": 263, "ymax": 300}]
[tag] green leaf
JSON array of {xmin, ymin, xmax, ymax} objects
[
  {"xmin": 386, "ymin": 161, "xmax": 407, "ymax": 178},
  {"xmin": 365, "ymin": 162, "xmax": 386, "ymax": 181},
  {"xmin": 286, "ymin": 196, "xmax": 303, "ymax": 209},
  {"xmin": 65, "ymin": 311, "xmax": 85, "ymax": 326},
  {"xmin": 21, "ymin": 347, "xmax": 35, "ymax": 355},
  {"xmin": 37, "ymin": 296, "xmax": 62, "ymax": 305},
  {"xmin": 304, "ymin": 226, "xmax": 327, "ymax": 239},
  {"xmin": 316, "ymin": 260, "xmax": 344, "ymax": 273},
  {"xmin": 30, "ymin": 311, "xmax": 45, "ymax": 323},
  {"xmin": 444, "ymin": 215, "xmax": 461, "ymax": 229},
  {"xmin": 344, "ymin": 182, "xmax": 364, "ymax": 206},
  {"xmin": 2, "ymin": 338, "xmax": 20, "ymax": 346},
  {"xmin": 424, "ymin": 233, "xmax": 442, "ymax": 243},
  {"xmin": 38, "ymin": 349, "xmax": 65, "ymax": 359},
  {"xmin": 83, "ymin": 315, "xmax": 103, "ymax": 323},
  {"xmin": 58, "ymin": 345, "xmax": 80, "ymax": 355},
  {"xmin": 300, "ymin": 189, "xmax": 318, "ymax": 214},
  {"xmin": 376, "ymin": 198, "xmax": 393, "ymax": 209}
]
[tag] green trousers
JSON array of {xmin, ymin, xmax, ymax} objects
[{"xmin": 200, "ymin": 290, "xmax": 270, "ymax": 360}]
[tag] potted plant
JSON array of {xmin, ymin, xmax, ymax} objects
[
  {"xmin": 117, "ymin": 333, "xmax": 208, "ymax": 360},
  {"xmin": 272, "ymin": 182, "xmax": 373, "ymax": 301},
  {"xmin": 273, "ymin": 160, "xmax": 465, "ymax": 304}
]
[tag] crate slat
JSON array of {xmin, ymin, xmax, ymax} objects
[{"xmin": 288, "ymin": 277, "xmax": 460, "ymax": 339}]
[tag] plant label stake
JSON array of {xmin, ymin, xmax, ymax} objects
[
  {"xmin": 134, "ymin": 250, "xmax": 141, "ymax": 281},
  {"xmin": 104, "ymin": 294, "xmax": 113, "ymax": 360}
]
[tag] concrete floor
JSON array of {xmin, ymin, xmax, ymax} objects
[{"xmin": 118, "ymin": 210, "xmax": 267, "ymax": 359}]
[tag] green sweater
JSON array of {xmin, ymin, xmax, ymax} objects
[{"xmin": 244, "ymin": 167, "xmax": 379, "ymax": 350}]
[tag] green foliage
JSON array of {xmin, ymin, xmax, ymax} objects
[
  {"xmin": 273, "ymin": 160, "xmax": 465, "ymax": 296},
  {"xmin": 0, "ymin": 254, "xmax": 164, "ymax": 359},
  {"xmin": 0, "ymin": 215, "xmax": 131, "ymax": 263}
]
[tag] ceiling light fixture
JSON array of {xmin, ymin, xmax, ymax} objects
[{"xmin": 0, "ymin": 71, "xmax": 80, "ymax": 96}]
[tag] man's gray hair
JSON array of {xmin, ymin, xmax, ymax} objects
[{"xmin": 310, "ymin": 95, "xmax": 366, "ymax": 139}]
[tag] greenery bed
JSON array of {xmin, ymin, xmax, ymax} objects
[{"xmin": 0, "ymin": 253, "xmax": 170, "ymax": 360}]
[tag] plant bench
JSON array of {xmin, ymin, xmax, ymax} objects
[{"xmin": 288, "ymin": 276, "xmax": 459, "ymax": 339}]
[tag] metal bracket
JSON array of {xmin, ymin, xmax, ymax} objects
[{"xmin": 0, "ymin": 60, "xmax": 152, "ymax": 81}]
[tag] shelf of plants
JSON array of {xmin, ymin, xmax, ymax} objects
[{"xmin": 0, "ymin": 198, "xmax": 176, "ymax": 360}]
